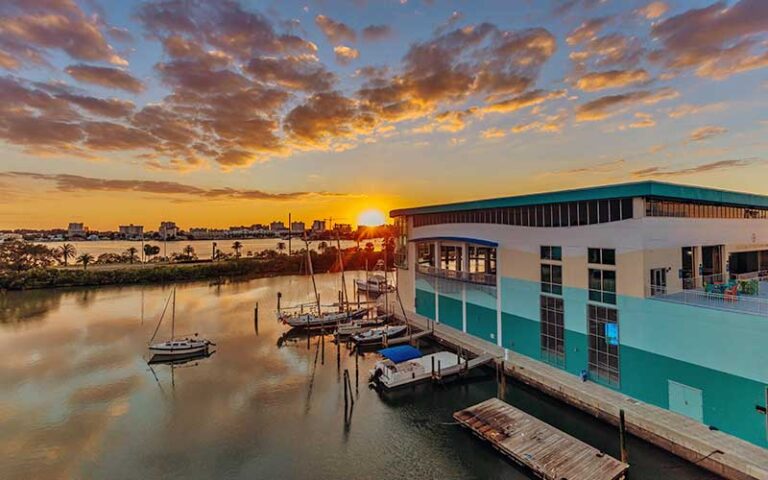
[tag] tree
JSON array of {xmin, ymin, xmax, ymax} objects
[
  {"xmin": 0, "ymin": 241, "xmax": 57, "ymax": 271},
  {"xmin": 232, "ymin": 241, "xmax": 243, "ymax": 258},
  {"xmin": 143, "ymin": 244, "xmax": 160, "ymax": 261},
  {"xmin": 59, "ymin": 243, "xmax": 76, "ymax": 266},
  {"xmin": 124, "ymin": 246, "xmax": 138, "ymax": 264},
  {"xmin": 318, "ymin": 241, "xmax": 328, "ymax": 252},
  {"xmin": 276, "ymin": 242, "xmax": 286, "ymax": 254},
  {"xmin": 364, "ymin": 242, "xmax": 375, "ymax": 253},
  {"xmin": 77, "ymin": 253, "xmax": 94, "ymax": 270}
]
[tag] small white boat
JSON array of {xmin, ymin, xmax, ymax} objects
[
  {"xmin": 370, "ymin": 349, "xmax": 460, "ymax": 390},
  {"xmin": 148, "ymin": 289, "xmax": 214, "ymax": 360},
  {"xmin": 335, "ymin": 315, "xmax": 389, "ymax": 336},
  {"xmin": 352, "ymin": 324, "xmax": 407, "ymax": 345},
  {"xmin": 355, "ymin": 274, "xmax": 395, "ymax": 294},
  {"xmin": 281, "ymin": 307, "xmax": 369, "ymax": 329}
]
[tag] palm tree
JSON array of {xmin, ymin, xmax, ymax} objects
[
  {"xmin": 143, "ymin": 244, "xmax": 160, "ymax": 261},
  {"xmin": 59, "ymin": 243, "xmax": 76, "ymax": 266},
  {"xmin": 183, "ymin": 244, "xmax": 195, "ymax": 259},
  {"xmin": 276, "ymin": 241, "xmax": 286, "ymax": 254},
  {"xmin": 77, "ymin": 253, "xmax": 94, "ymax": 270},
  {"xmin": 124, "ymin": 246, "xmax": 138, "ymax": 264},
  {"xmin": 318, "ymin": 241, "xmax": 328, "ymax": 252},
  {"xmin": 232, "ymin": 241, "xmax": 243, "ymax": 258}
]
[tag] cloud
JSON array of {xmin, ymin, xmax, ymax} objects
[
  {"xmin": 480, "ymin": 127, "xmax": 506, "ymax": 139},
  {"xmin": 65, "ymin": 65, "xmax": 145, "ymax": 93},
  {"xmin": 575, "ymin": 69, "xmax": 650, "ymax": 91},
  {"xmin": 569, "ymin": 33, "xmax": 645, "ymax": 70},
  {"xmin": 688, "ymin": 125, "xmax": 728, "ymax": 142},
  {"xmin": 362, "ymin": 24, "xmax": 392, "ymax": 41},
  {"xmin": 0, "ymin": 171, "xmax": 350, "ymax": 200},
  {"xmin": 627, "ymin": 112, "xmax": 656, "ymax": 129},
  {"xmin": 245, "ymin": 56, "xmax": 335, "ymax": 91},
  {"xmin": 0, "ymin": 0, "xmax": 127, "ymax": 67},
  {"xmin": 632, "ymin": 158, "xmax": 759, "ymax": 177},
  {"xmin": 315, "ymin": 15, "xmax": 356, "ymax": 44},
  {"xmin": 481, "ymin": 89, "xmax": 566, "ymax": 115},
  {"xmin": 576, "ymin": 88, "xmax": 679, "ymax": 121},
  {"xmin": 57, "ymin": 94, "xmax": 134, "ymax": 118},
  {"xmin": 636, "ymin": 1, "xmax": 669, "ymax": 19},
  {"xmin": 566, "ymin": 16, "xmax": 612, "ymax": 45},
  {"xmin": 649, "ymin": 0, "xmax": 768, "ymax": 79},
  {"xmin": 666, "ymin": 102, "xmax": 727, "ymax": 118},
  {"xmin": 284, "ymin": 92, "xmax": 376, "ymax": 148},
  {"xmin": 511, "ymin": 110, "xmax": 568, "ymax": 133},
  {"xmin": 333, "ymin": 45, "xmax": 359, "ymax": 65}
]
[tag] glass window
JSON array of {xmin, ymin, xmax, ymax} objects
[
  {"xmin": 587, "ymin": 201, "xmax": 598, "ymax": 224},
  {"xmin": 588, "ymin": 305, "xmax": 620, "ymax": 387},
  {"xmin": 621, "ymin": 198, "xmax": 633, "ymax": 220},
  {"xmin": 598, "ymin": 200, "xmax": 609, "ymax": 223},
  {"xmin": 541, "ymin": 264, "xmax": 563, "ymax": 295},
  {"xmin": 540, "ymin": 295, "xmax": 565, "ymax": 367},
  {"xmin": 416, "ymin": 242, "xmax": 435, "ymax": 267},
  {"xmin": 588, "ymin": 268, "xmax": 616, "ymax": 304},
  {"xmin": 440, "ymin": 245, "xmax": 462, "ymax": 271},
  {"xmin": 541, "ymin": 245, "xmax": 562, "ymax": 261}
]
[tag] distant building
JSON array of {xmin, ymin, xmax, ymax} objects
[
  {"xmin": 270, "ymin": 221, "xmax": 287, "ymax": 232},
  {"xmin": 189, "ymin": 227, "xmax": 210, "ymax": 239},
  {"xmin": 334, "ymin": 223, "xmax": 353, "ymax": 235},
  {"xmin": 311, "ymin": 220, "xmax": 326, "ymax": 232},
  {"xmin": 67, "ymin": 222, "xmax": 88, "ymax": 238},
  {"xmin": 159, "ymin": 221, "xmax": 178, "ymax": 239},
  {"xmin": 290, "ymin": 221, "xmax": 305, "ymax": 233},
  {"xmin": 119, "ymin": 224, "xmax": 144, "ymax": 238}
]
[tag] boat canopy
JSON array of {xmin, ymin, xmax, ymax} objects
[{"xmin": 379, "ymin": 345, "xmax": 422, "ymax": 363}]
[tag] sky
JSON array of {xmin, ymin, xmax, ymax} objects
[{"xmin": 0, "ymin": 0, "xmax": 766, "ymax": 230}]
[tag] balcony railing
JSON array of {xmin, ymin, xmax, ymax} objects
[
  {"xmin": 647, "ymin": 282, "xmax": 768, "ymax": 316},
  {"xmin": 416, "ymin": 264, "xmax": 497, "ymax": 286}
]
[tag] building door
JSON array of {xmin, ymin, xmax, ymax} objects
[
  {"xmin": 668, "ymin": 380, "xmax": 703, "ymax": 422},
  {"xmin": 681, "ymin": 246, "xmax": 696, "ymax": 289},
  {"xmin": 650, "ymin": 268, "xmax": 667, "ymax": 296},
  {"xmin": 702, "ymin": 245, "xmax": 723, "ymax": 279}
]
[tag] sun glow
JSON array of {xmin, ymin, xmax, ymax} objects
[{"xmin": 357, "ymin": 209, "xmax": 386, "ymax": 226}]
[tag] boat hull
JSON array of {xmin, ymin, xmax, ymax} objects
[{"xmin": 149, "ymin": 341, "xmax": 211, "ymax": 359}]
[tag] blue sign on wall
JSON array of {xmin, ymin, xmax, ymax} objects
[{"xmin": 605, "ymin": 323, "xmax": 619, "ymax": 346}]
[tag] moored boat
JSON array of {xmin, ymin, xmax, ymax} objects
[
  {"xmin": 369, "ymin": 347, "xmax": 460, "ymax": 390},
  {"xmin": 148, "ymin": 288, "xmax": 215, "ymax": 360},
  {"xmin": 351, "ymin": 324, "xmax": 407, "ymax": 346},
  {"xmin": 281, "ymin": 307, "xmax": 369, "ymax": 329}
]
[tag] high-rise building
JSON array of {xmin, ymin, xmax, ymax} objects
[
  {"xmin": 67, "ymin": 222, "xmax": 88, "ymax": 238},
  {"xmin": 311, "ymin": 220, "xmax": 326, "ymax": 232},
  {"xmin": 291, "ymin": 221, "xmax": 305, "ymax": 233},
  {"xmin": 119, "ymin": 224, "xmax": 144, "ymax": 238},
  {"xmin": 159, "ymin": 221, "xmax": 178, "ymax": 238},
  {"xmin": 270, "ymin": 221, "xmax": 287, "ymax": 232}
]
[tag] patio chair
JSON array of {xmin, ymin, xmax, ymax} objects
[{"xmin": 724, "ymin": 285, "xmax": 738, "ymax": 302}]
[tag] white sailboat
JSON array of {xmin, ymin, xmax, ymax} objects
[
  {"xmin": 148, "ymin": 288, "xmax": 214, "ymax": 359},
  {"xmin": 355, "ymin": 259, "xmax": 395, "ymax": 294}
]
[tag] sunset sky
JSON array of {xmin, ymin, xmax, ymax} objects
[{"xmin": 0, "ymin": 0, "xmax": 766, "ymax": 230}]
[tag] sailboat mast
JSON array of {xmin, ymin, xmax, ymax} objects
[
  {"xmin": 305, "ymin": 236, "xmax": 321, "ymax": 314},
  {"xmin": 171, "ymin": 288, "xmax": 176, "ymax": 339},
  {"xmin": 336, "ymin": 233, "xmax": 347, "ymax": 308}
]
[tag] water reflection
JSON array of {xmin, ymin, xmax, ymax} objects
[{"xmin": 0, "ymin": 273, "xmax": 719, "ymax": 480}]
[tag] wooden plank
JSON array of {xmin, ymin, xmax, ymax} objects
[{"xmin": 454, "ymin": 398, "xmax": 629, "ymax": 480}]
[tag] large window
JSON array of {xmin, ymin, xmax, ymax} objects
[
  {"xmin": 468, "ymin": 246, "xmax": 496, "ymax": 274},
  {"xmin": 588, "ymin": 305, "xmax": 620, "ymax": 387},
  {"xmin": 589, "ymin": 269, "xmax": 616, "ymax": 304},
  {"xmin": 646, "ymin": 198, "xmax": 768, "ymax": 219},
  {"xmin": 411, "ymin": 197, "xmax": 634, "ymax": 228},
  {"xmin": 394, "ymin": 216, "xmax": 408, "ymax": 269},
  {"xmin": 540, "ymin": 245, "xmax": 562, "ymax": 261},
  {"xmin": 440, "ymin": 245, "xmax": 462, "ymax": 271},
  {"xmin": 540, "ymin": 295, "xmax": 565, "ymax": 367},
  {"xmin": 588, "ymin": 248, "xmax": 615, "ymax": 265},
  {"xmin": 416, "ymin": 242, "xmax": 435, "ymax": 267}
]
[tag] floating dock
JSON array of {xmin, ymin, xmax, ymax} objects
[
  {"xmin": 455, "ymin": 398, "xmax": 629, "ymax": 480},
  {"xmin": 382, "ymin": 329, "xmax": 430, "ymax": 346}
]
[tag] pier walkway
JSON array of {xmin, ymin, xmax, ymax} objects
[
  {"xmin": 396, "ymin": 309, "xmax": 768, "ymax": 480},
  {"xmin": 455, "ymin": 398, "xmax": 629, "ymax": 480}
]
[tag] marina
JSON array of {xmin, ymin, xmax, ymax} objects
[{"xmin": 0, "ymin": 273, "xmax": 722, "ymax": 479}]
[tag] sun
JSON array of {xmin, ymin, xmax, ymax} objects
[{"xmin": 357, "ymin": 209, "xmax": 386, "ymax": 226}]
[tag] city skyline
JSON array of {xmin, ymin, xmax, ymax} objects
[{"xmin": 1, "ymin": 0, "xmax": 767, "ymax": 230}]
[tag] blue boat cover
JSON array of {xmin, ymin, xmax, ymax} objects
[{"xmin": 379, "ymin": 345, "xmax": 422, "ymax": 363}]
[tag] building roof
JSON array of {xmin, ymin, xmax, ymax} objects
[{"xmin": 390, "ymin": 181, "xmax": 768, "ymax": 217}]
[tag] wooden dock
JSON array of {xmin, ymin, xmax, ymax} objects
[
  {"xmin": 454, "ymin": 398, "xmax": 629, "ymax": 480},
  {"xmin": 383, "ymin": 329, "xmax": 430, "ymax": 346}
]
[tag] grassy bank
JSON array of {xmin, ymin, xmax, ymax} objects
[{"xmin": 0, "ymin": 249, "xmax": 391, "ymax": 290}]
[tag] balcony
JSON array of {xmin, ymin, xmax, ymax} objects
[
  {"xmin": 417, "ymin": 264, "xmax": 497, "ymax": 286},
  {"xmin": 647, "ymin": 274, "xmax": 768, "ymax": 317}
]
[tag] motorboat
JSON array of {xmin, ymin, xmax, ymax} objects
[
  {"xmin": 335, "ymin": 315, "xmax": 391, "ymax": 336},
  {"xmin": 369, "ymin": 346, "xmax": 460, "ymax": 390},
  {"xmin": 280, "ymin": 307, "xmax": 369, "ymax": 329},
  {"xmin": 355, "ymin": 274, "xmax": 395, "ymax": 294},
  {"xmin": 351, "ymin": 324, "xmax": 407, "ymax": 346}
]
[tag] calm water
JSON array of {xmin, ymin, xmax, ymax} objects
[
  {"xmin": 37, "ymin": 238, "xmax": 364, "ymax": 258},
  {"xmin": 0, "ymin": 274, "xmax": 718, "ymax": 480}
]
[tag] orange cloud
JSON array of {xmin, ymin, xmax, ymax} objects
[
  {"xmin": 636, "ymin": 1, "xmax": 669, "ymax": 20},
  {"xmin": 362, "ymin": 24, "xmax": 392, "ymax": 41},
  {"xmin": 688, "ymin": 125, "xmax": 728, "ymax": 142},
  {"xmin": 334, "ymin": 45, "xmax": 359, "ymax": 65},
  {"xmin": 575, "ymin": 69, "xmax": 650, "ymax": 91},
  {"xmin": 315, "ymin": 15, "xmax": 356, "ymax": 44},
  {"xmin": 65, "ymin": 65, "xmax": 145, "ymax": 93},
  {"xmin": 632, "ymin": 158, "xmax": 759, "ymax": 177},
  {"xmin": 576, "ymin": 88, "xmax": 679, "ymax": 121}
]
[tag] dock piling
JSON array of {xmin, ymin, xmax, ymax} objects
[
  {"xmin": 355, "ymin": 350, "xmax": 359, "ymax": 392},
  {"xmin": 619, "ymin": 409, "xmax": 628, "ymax": 464},
  {"xmin": 254, "ymin": 302, "xmax": 259, "ymax": 335}
]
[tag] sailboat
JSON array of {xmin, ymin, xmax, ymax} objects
[
  {"xmin": 148, "ymin": 288, "xmax": 214, "ymax": 360},
  {"xmin": 277, "ymin": 235, "xmax": 370, "ymax": 329},
  {"xmin": 355, "ymin": 259, "xmax": 395, "ymax": 294}
]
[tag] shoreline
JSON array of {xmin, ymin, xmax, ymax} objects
[{"xmin": 0, "ymin": 250, "xmax": 390, "ymax": 291}]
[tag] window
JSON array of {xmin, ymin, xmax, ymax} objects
[
  {"xmin": 589, "ymin": 269, "xmax": 616, "ymax": 304},
  {"xmin": 645, "ymin": 198, "xmax": 768, "ymax": 220},
  {"xmin": 588, "ymin": 248, "xmax": 615, "ymax": 265},
  {"xmin": 541, "ymin": 245, "xmax": 562, "ymax": 261},
  {"xmin": 416, "ymin": 242, "xmax": 435, "ymax": 267},
  {"xmin": 440, "ymin": 245, "xmax": 462, "ymax": 271},
  {"xmin": 588, "ymin": 305, "xmax": 620, "ymax": 387},
  {"xmin": 541, "ymin": 264, "xmax": 563, "ymax": 295},
  {"xmin": 394, "ymin": 216, "xmax": 408, "ymax": 269},
  {"xmin": 468, "ymin": 246, "xmax": 497, "ymax": 274},
  {"xmin": 540, "ymin": 295, "xmax": 565, "ymax": 367}
]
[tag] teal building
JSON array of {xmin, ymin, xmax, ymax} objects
[{"xmin": 391, "ymin": 181, "xmax": 768, "ymax": 448}]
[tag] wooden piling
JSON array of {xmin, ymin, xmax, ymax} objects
[
  {"xmin": 355, "ymin": 350, "xmax": 359, "ymax": 392},
  {"xmin": 619, "ymin": 409, "xmax": 628, "ymax": 464},
  {"xmin": 343, "ymin": 368, "xmax": 349, "ymax": 411},
  {"xmin": 254, "ymin": 302, "xmax": 259, "ymax": 335}
]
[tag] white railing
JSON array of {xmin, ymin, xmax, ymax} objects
[
  {"xmin": 682, "ymin": 273, "xmax": 727, "ymax": 290},
  {"xmin": 735, "ymin": 270, "xmax": 768, "ymax": 282},
  {"xmin": 416, "ymin": 264, "xmax": 497, "ymax": 286},
  {"xmin": 647, "ymin": 283, "xmax": 768, "ymax": 316}
]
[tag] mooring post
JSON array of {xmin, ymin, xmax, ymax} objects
[
  {"xmin": 276, "ymin": 292, "xmax": 281, "ymax": 319},
  {"xmin": 356, "ymin": 290, "xmax": 360, "ymax": 308},
  {"xmin": 343, "ymin": 369, "xmax": 349, "ymax": 411},
  {"xmin": 431, "ymin": 356, "xmax": 435, "ymax": 378},
  {"xmin": 437, "ymin": 360, "xmax": 442, "ymax": 381},
  {"xmin": 254, "ymin": 302, "xmax": 259, "ymax": 335},
  {"xmin": 619, "ymin": 409, "xmax": 628, "ymax": 463},
  {"xmin": 355, "ymin": 350, "xmax": 359, "ymax": 392},
  {"xmin": 321, "ymin": 332, "xmax": 325, "ymax": 365},
  {"xmin": 501, "ymin": 361, "xmax": 507, "ymax": 398}
]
